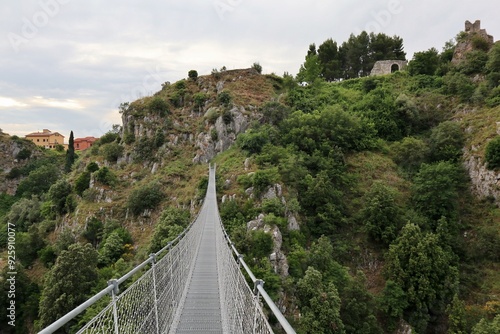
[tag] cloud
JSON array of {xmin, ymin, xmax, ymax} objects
[
  {"xmin": 1, "ymin": 0, "xmax": 499, "ymax": 139},
  {"xmin": 0, "ymin": 97, "xmax": 27, "ymax": 108}
]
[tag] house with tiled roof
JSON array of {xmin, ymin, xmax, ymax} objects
[
  {"xmin": 25, "ymin": 129, "xmax": 67, "ymax": 149},
  {"xmin": 74, "ymin": 136, "xmax": 99, "ymax": 151}
]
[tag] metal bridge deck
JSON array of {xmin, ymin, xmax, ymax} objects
[{"xmin": 172, "ymin": 177, "xmax": 223, "ymax": 333}]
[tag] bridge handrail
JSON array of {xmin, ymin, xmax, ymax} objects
[
  {"xmin": 38, "ymin": 197, "xmax": 205, "ymax": 334},
  {"xmin": 215, "ymin": 197, "xmax": 296, "ymax": 334}
]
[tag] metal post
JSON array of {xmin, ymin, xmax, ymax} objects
[
  {"xmin": 108, "ymin": 279, "xmax": 120, "ymax": 334},
  {"xmin": 150, "ymin": 253, "xmax": 160, "ymax": 334},
  {"xmin": 252, "ymin": 279, "xmax": 264, "ymax": 333}
]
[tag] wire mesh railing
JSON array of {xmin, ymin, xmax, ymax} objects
[
  {"xmin": 210, "ymin": 164, "xmax": 295, "ymax": 334},
  {"xmin": 39, "ymin": 198, "xmax": 206, "ymax": 334}
]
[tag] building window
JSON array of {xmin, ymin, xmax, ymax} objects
[{"xmin": 37, "ymin": 139, "xmax": 39, "ymax": 142}]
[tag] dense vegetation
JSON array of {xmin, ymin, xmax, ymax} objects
[{"xmin": 1, "ymin": 27, "xmax": 500, "ymax": 334}]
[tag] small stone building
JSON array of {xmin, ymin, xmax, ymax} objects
[{"xmin": 370, "ymin": 60, "xmax": 408, "ymax": 76}]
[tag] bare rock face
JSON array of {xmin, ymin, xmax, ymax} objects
[
  {"xmin": 464, "ymin": 148, "xmax": 500, "ymax": 204},
  {"xmin": 394, "ymin": 320, "xmax": 413, "ymax": 334},
  {"xmin": 0, "ymin": 137, "xmax": 41, "ymax": 195},
  {"xmin": 193, "ymin": 106, "xmax": 250, "ymax": 163}
]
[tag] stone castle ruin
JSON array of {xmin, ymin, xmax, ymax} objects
[
  {"xmin": 464, "ymin": 20, "xmax": 494, "ymax": 44},
  {"xmin": 370, "ymin": 60, "xmax": 407, "ymax": 76},
  {"xmin": 452, "ymin": 20, "xmax": 495, "ymax": 64}
]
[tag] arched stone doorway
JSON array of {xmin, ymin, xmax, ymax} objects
[{"xmin": 391, "ymin": 64, "xmax": 400, "ymax": 73}]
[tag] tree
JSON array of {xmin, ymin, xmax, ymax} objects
[
  {"xmin": 252, "ymin": 62, "xmax": 262, "ymax": 74},
  {"xmin": 149, "ymin": 207, "xmax": 190, "ymax": 253},
  {"xmin": 65, "ymin": 130, "xmax": 75, "ymax": 173},
  {"xmin": 16, "ymin": 165, "xmax": 60, "ymax": 198},
  {"xmin": 379, "ymin": 280, "xmax": 408, "ymax": 331},
  {"xmin": 472, "ymin": 314, "xmax": 500, "ymax": 334},
  {"xmin": 308, "ymin": 236, "xmax": 349, "ymax": 287},
  {"xmin": 188, "ymin": 69, "xmax": 198, "ymax": 80},
  {"xmin": 340, "ymin": 271, "xmax": 382, "ymax": 334},
  {"xmin": 318, "ymin": 38, "xmax": 341, "ymax": 81},
  {"xmin": 412, "ymin": 161, "xmax": 463, "ymax": 222},
  {"xmin": 385, "ymin": 223, "xmax": 459, "ymax": 332},
  {"xmin": 297, "ymin": 267, "xmax": 345, "ymax": 333},
  {"xmin": 48, "ymin": 179, "xmax": 73, "ymax": 215},
  {"xmin": 7, "ymin": 196, "xmax": 41, "ymax": 231},
  {"xmin": 486, "ymin": 43, "xmax": 500, "ymax": 87},
  {"xmin": 428, "ymin": 121, "xmax": 464, "ymax": 162},
  {"xmin": 39, "ymin": 243, "xmax": 98, "ymax": 329},
  {"xmin": 98, "ymin": 231, "xmax": 125, "ymax": 266},
  {"xmin": 360, "ymin": 182, "xmax": 402, "ymax": 245},
  {"xmin": 297, "ymin": 44, "xmax": 323, "ymax": 84},
  {"xmin": 391, "ymin": 137, "xmax": 430, "ymax": 175},
  {"xmin": 408, "ymin": 48, "xmax": 440, "ymax": 76}
]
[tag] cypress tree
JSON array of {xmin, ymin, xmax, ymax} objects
[{"xmin": 65, "ymin": 130, "xmax": 75, "ymax": 173}]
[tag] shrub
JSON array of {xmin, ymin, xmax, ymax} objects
[
  {"xmin": 391, "ymin": 137, "xmax": 430, "ymax": 174},
  {"xmin": 210, "ymin": 128, "xmax": 218, "ymax": 141},
  {"xmin": 94, "ymin": 167, "xmax": 117, "ymax": 186},
  {"xmin": 123, "ymin": 131, "xmax": 135, "ymax": 144},
  {"xmin": 16, "ymin": 148, "xmax": 31, "ymax": 160},
  {"xmin": 428, "ymin": 121, "xmax": 464, "ymax": 162},
  {"xmin": 149, "ymin": 207, "xmax": 190, "ymax": 253},
  {"xmin": 86, "ymin": 162, "xmax": 99, "ymax": 173},
  {"xmin": 193, "ymin": 93, "xmax": 208, "ymax": 110},
  {"xmin": 154, "ymin": 129, "xmax": 165, "ymax": 148},
  {"xmin": 443, "ymin": 72, "xmax": 475, "ymax": 101},
  {"xmin": 99, "ymin": 132, "xmax": 119, "ymax": 145},
  {"xmin": 205, "ymin": 108, "xmax": 220, "ymax": 124},
  {"xmin": 75, "ymin": 171, "xmax": 91, "ymax": 195},
  {"xmin": 222, "ymin": 109, "xmax": 233, "ymax": 125},
  {"xmin": 48, "ymin": 179, "xmax": 73, "ymax": 215},
  {"xmin": 127, "ymin": 181, "xmax": 164, "ymax": 215},
  {"xmin": 100, "ymin": 142, "xmax": 123, "ymax": 163},
  {"xmin": 134, "ymin": 137, "xmax": 155, "ymax": 162},
  {"xmin": 188, "ymin": 70, "xmax": 198, "ymax": 80},
  {"xmin": 149, "ymin": 97, "xmax": 169, "ymax": 116},
  {"xmin": 6, "ymin": 167, "xmax": 21, "ymax": 179},
  {"xmin": 485, "ymin": 136, "xmax": 500, "ymax": 169},
  {"xmin": 252, "ymin": 62, "xmax": 262, "ymax": 74},
  {"xmin": 218, "ymin": 91, "xmax": 232, "ymax": 107}
]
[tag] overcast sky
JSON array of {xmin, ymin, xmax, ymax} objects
[{"xmin": 0, "ymin": 0, "xmax": 498, "ymax": 140}]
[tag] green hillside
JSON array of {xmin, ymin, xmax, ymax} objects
[{"xmin": 1, "ymin": 27, "xmax": 500, "ymax": 334}]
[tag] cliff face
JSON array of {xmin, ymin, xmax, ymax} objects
[
  {"xmin": 119, "ymin": 68, "xmax": 278, "ymax": 167},
  {"xmin": 0, "ymin": 135, "xmax": 41, "ymax": 195}
]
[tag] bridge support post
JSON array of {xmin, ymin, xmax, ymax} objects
[
  {"xmin": 253, "ymin": 279, "xmax": 264, "ymax": 334},
  {"xmin": 108, "ymin": 279, "xmax": 120, "ymax": 334},
  {"xmin": 150, "ymin": 253, "xmax": 160, "ymax": 334}
]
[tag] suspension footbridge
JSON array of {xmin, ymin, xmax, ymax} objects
[{"xmin": 39, "ymin": 165, "xmax": 295, "ymax": 334}]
